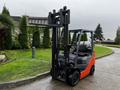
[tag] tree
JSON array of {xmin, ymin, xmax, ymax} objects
[
  {"xmin": 115, "ymin": 27, "xmax": 120, "ymax": 44},
  {"xmin": 43, "ymin": 27, "xmax": 50, "ymax": 48},
  {"xmin": 32, "ymin": 27, "xmax": 40, "ymax": 48},
  {"xmin": 18, "ymin": 16, "xmax": 29, "ymax": 49},
  {"xmin": 94, "ymin": 24, "xmax": 104, "ymax": 41},
  {"xmin": 0, "ymin": 6, "xmax": 14, "ymax": 49},
  {"xmin": 2, "ymin": 6, "xmax": 10, "ymax": 16}
]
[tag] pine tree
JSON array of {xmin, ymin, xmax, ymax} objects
[
  {"xmin": 18, "ymin": 16, "xmax": 29, "ymax": 49},
  {"xmin": 115, "ymin": 27, "xmax": 120, "ymax": 44},
  {"xmin": 1, "ymin": 6, "xmax": 13, "ymax": 49},
  {"xmin": 43, "ymin": 27, "xmax": 50, "ymax": 48},
  {"xmin": 32, "ymin": 27, "xmax": 40, "ymax": 48},
  {"xmin": 2, "ymin": 6, "xmax": 10, "ymax": 16},
  {"xmin": 94, "ymin": 24, "xmax": 104, "ymax": 41}
]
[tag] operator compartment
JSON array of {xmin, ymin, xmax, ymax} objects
[{"xmin": 69, "ymin": 30, "xmax": 94, "ymax": 70}]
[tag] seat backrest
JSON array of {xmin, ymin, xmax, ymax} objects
[{"xmin": 79, "ymin": 44, "xmax": 88, "ymax": 52}]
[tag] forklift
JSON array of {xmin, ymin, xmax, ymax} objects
[{"xmin": 48, "ymin": 6, "xmax": 96, "ymax": 86}]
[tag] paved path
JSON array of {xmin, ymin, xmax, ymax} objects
[{"xmin": 9, "ymin": 48, "xmax": 120, "ymax": 90}]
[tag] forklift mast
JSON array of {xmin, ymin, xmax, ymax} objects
[{"xmin": 48, "ymin": 6, "xmax": 70, "ymax": 79}]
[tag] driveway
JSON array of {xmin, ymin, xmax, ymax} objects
[{"xmin": 9, "ymin": 48, "xmax": 120, "ymax": 90}]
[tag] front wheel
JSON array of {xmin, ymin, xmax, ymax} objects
[
  {"xmin": 50, "ymin": 68, "xmax": 53, "ymax": 76},
  {"xmin": 89, "ymin": 65, "xmax": 95, "ymax": 75},
  {"xmin": 67, "ymin": 70, "xmax": 80, "ymax": 86}
]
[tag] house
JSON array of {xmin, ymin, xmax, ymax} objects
[
  {"xmin": 101, "ymin": 39, "xmax": 115, "ymax": 44},
  {"xmin": 11, "ymin": 16, "xmax": 49, "ymax": 47},
  {"xmin": 11, "ymin": 16, "xmax": 48, "ymax": 26}
]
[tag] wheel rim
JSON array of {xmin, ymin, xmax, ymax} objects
[
  {"xmin": 90, "ymin": 66, "xmax": 95, "ymax": 75},
  {"xmin": 71, "ymin": 71, "xmax": 79, "ymax": 85}
]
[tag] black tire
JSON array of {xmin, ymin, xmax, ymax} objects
[
  {"xmin": 67, "ymin": 70, "xmax": 80, "ymax": 86},
  {"xmin": 89, "ymin": 65, "xmax": 95, "ymax": 75},
  {"xmin": 50, "ymin": 68, "xmax": 57, "ymax": 80},
  {"xmin": 50, "ymin": 68, "xmax": 52, "ymax": 76}
]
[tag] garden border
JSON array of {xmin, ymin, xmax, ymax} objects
[{"xmin": 0, "ymin": 71, "xmax": 50, "ymax": 90}]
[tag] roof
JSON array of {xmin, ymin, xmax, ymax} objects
[
  {"xmin": 102, "ymin": 40, "xmax": 114, "ymax": 43},
  {"xmin": 11, "ymin": 16, "xmax": 21, "ymax": 22},
  {"xmin": 28, "ymin": 16, "xmax": 48, "ymax": 20},
  {"xmin": 69, "ymin": 29, "xmax": 94, "ymax": 33},
  {"xmin": 11, "ymin": 16, "xmax": 48, "ymax": 21}
]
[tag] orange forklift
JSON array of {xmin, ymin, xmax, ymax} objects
[{"xmin": 48, "ymin": 6, "xmax": 96, "ymax": 86}]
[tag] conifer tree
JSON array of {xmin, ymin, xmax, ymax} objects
[
  {"xmin": 1, "ymin": 6, "xmax": 13, "ymax": 49},
  {"xmin": 94, "ymin": 24, "xmax": 104, "ymax": 41},
  {"xmin": 32, "ymin": 27, "xmax": 40, "ymax": 48},
  {"xmin": 18, "ymin": 16, "xmax": 29, "ymax": 49},
  {"xmin": 115, "ymin": 27, "xmax": 120, "ymax": 44},
  {"xmin": 43, "ymin": 27, "xmax": 50, "ymax": 48}
]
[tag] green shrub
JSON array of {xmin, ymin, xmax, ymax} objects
[
  {"xmin": 18, "ymin": 16, "xmax": 29, "ymax": 49},
  {"xmin": 32, "ymin": 30, "xmax": 40, "ymax": 48},
  {"xmin": 43, "ymin": 27, "xmax": 50, "ymax": 48},
  {"xmin": 12, "ymin": 39, "xmax": 20, "ymax": 49}
]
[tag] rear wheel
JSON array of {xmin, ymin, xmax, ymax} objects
[
  {"xmin": 90, "ymin": 65, "xmax": 95, "ymax": 75},
  {"xmin": 50, "ymin": 68, "xmax": 53, "ymax": 76},
  {"xmin": 67, "ymin": 70, "xmax": 80, "ymax": 86}
]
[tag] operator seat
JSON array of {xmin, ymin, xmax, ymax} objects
[
  {"xmin": 78, "ymin": 44, "xmax": 91, "ymax": 56},
  {"xmin": 77, "ymin": 44, "xmax": 92, "ymax": 70}
]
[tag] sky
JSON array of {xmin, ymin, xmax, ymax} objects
[{"xmin": 0, "ymin": 0, "xmax": 120, "ymax": 40}]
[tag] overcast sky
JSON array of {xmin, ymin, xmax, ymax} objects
[{"xmin": 0, "ymin": 0, "xmax": 120, "ymax": 40}]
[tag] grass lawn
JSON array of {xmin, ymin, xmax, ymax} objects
[
  {"xmin": 0, "ymin": 45, "xmax": 112, "ymax": 83},
  {"xmin": 94, "ymin": 45, "xmax": 113, "ymax": 58}
]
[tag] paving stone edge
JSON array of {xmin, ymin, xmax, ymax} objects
[{"xmin": 0, "ymin": 71, "xmax": 50, "ymax": 90}]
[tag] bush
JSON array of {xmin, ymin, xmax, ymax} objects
[
  {"xmin": 4, "ymin": 28, "xmax": 13, "ymax": 50},
  {"xmin": 32, "ymin": 29, "xmax": 40, "ymax": 48},
  {"xmin": 12, "ymin": 39, "xmax": 20, "ymax": 49}
]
